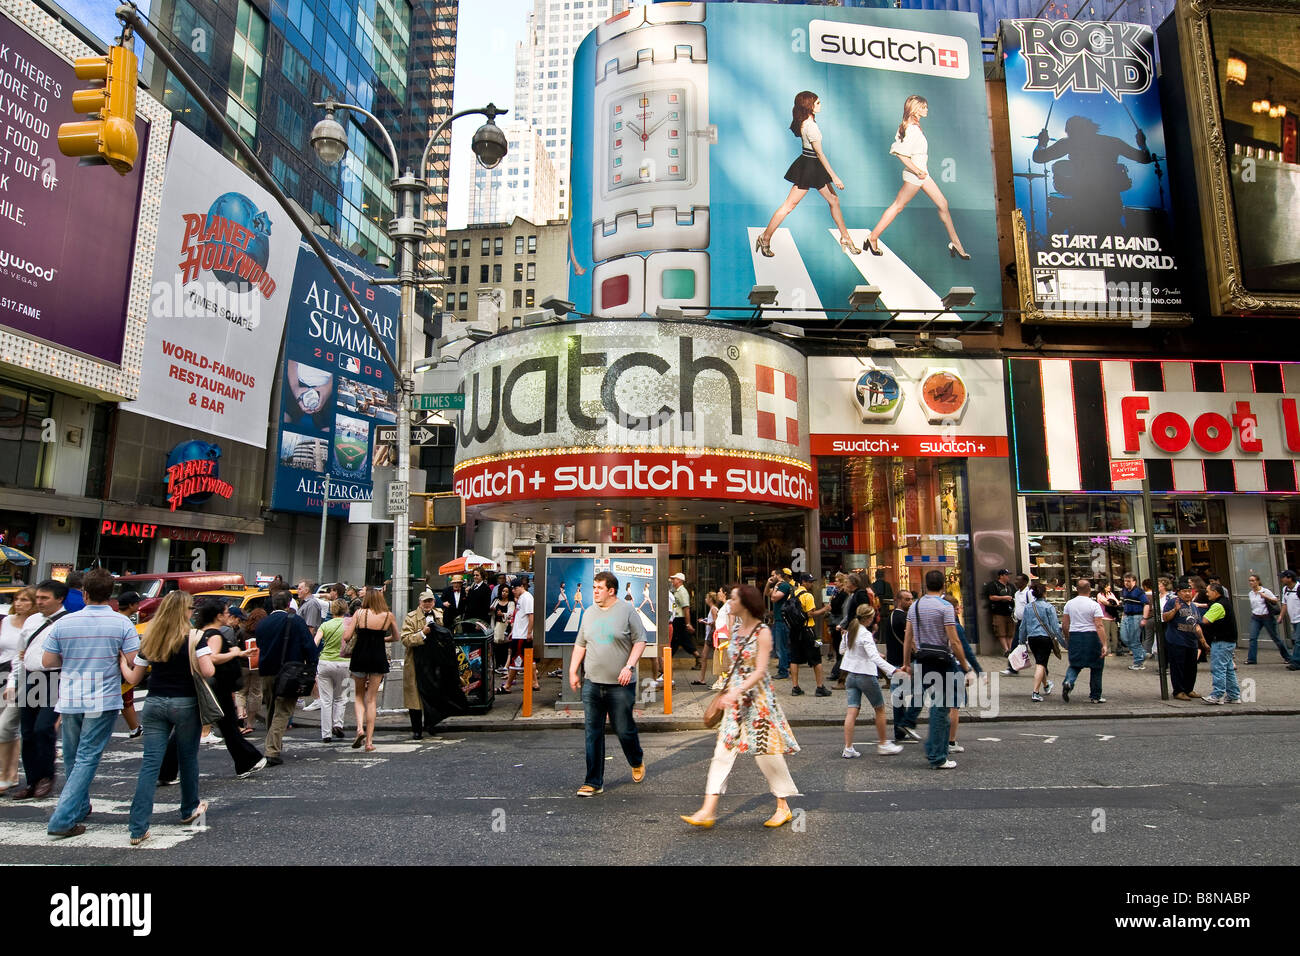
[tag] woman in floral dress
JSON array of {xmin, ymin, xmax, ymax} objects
[{"xmin": 681, "ymin": 583, "xmax": 800, "ymax": 829}]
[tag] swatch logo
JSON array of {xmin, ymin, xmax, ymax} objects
[{"xmin": 810, "ymin": 19, "xmax": 969, "ymax": 80}]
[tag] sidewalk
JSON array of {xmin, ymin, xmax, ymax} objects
[{"xmin": 329, "ymin": 647, "xmax": 1299, "ymax": 734}]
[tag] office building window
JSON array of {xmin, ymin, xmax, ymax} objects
[
  {"xmin": 460, "ymin": 266, "xmax": 469, "ymax": 284},
  {"xmin": 480, "ymin": 264, "xmax": 489, "ymax": 283},
  {"xmin": 494, "ymin": 237, "xmax": 504, "ymax": 255},
  {"xmin": 171, "ymin": 0, "xmax": 214, "ymax": 65},
  {"xmin": 493, "ymin": 263, "xmax": 502, "ymax": 283},
  {"xmin": 225, "ymin": 0, "xmax": 266, "ymax": 146},
  {"xmin": 449, "ymin": 243, "xmax": 458, "ymax": 259},
  {"xmin": 0, "ymin": 378, "xmax": 52, "ymax": 488},
  {"xmin": 481, "ymin": 238, "xmax": 490, "ymax": 255},
  {"xmin": 513, "ymin": 289, "xmax": 522, "ymax": 308},
  {"xmin": 526, "ymin": 289, "xmax": 535, "ymax": 307},
  {"xmin": 515, "ymin": 236, "xmax": 524, "ymax": 255},
  {"xmin": 461, "ymin": 239, "xmax": 470, "ymax": 256},
  {"xmin": 527, "ymin": 262, "xmax": 536, "ymax": 281},
  {"xmin": 459, "ymin": 292, "xmax": 468, "ymax": 310},
  {"xmin": 514, "ymin": 263, "xmax": 523, "ymax": 282},
  {"xmin": 528, "ymin": 235, "xmax": 537, "ymax": 253}
]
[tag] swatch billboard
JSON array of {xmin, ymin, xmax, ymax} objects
[
  {"xmin": 269, "ymin": 236, "xmax": 400, "ymax": 517},
  {"xmin": 1001, "ymin": 18, "xmax": 1186, "ymax": 321},
  {"xmin": 568, "ymin": 2, "xmax": 1000, "ymax": 322}
]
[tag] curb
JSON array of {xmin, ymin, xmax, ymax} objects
[{"xmin": 378, "ymin": 704, "xmax": 1300, "ymax": 735}]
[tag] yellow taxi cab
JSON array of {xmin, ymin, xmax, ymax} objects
[{"xmin": 132, "ymin": 585, "xmax": 270, "ymax": 637}]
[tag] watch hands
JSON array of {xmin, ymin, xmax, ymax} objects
[{"xmin": 646, "ymin": 114, "xmax": 672, "ymax": 138}]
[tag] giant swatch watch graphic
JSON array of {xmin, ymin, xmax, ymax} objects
[{"xmin": 590, "ymin": 2, "xmax": 714, "ymax": 317}]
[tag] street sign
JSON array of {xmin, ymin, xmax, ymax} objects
[
  {"xmin": 375, "ymin": 426, "xmax": 396, "ymax": 444},
  {"xmin": 1110, "ymin": 459, "xmax": 1146, "ymax": 482},
  {"xmin": 411, "ymin": 393, "xmax": 465, "ymax": 411},
  {"xmin": 386, "ymin": 480, "xmax": 409, "ymax": 516}
]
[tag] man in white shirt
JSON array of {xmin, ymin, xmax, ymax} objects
[
  {"xmin": 1281, "ymin": 570, "xmax": 1300, "ymax": 670},
  {"xmin": 503, "ymin": 577, "xmax": 538, "ymax": 693},
  {"xmin": 1001, "ymin": 573, "xmax": 1034, "ymax": 677},
  {"xmin": 1060, "ymin": 579, "xmax": 1108, "ymax": 703}
]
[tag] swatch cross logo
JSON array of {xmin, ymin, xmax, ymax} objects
[
  {"xmin": 756, "ymin": 365, "xmax": 799, "ymax": 445},
  {"xmin": 938, "ymin": 48, "xmax": 960, "ymax": 69}
]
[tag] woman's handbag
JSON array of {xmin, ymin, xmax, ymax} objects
[
  {"xmin": 188, "ymin": 630, "xmax": 227, "ymax": 725},
  {"xmin": 703, "ymin": 627, "xmax": 758, "ymax": 729},
  {"xmin": 1007, "ymin": 643, "xmax": 1031, "ymax": 671},
  {"xmin": 341, "ymin": 620, "xmax": 356, "ymax": 659}
]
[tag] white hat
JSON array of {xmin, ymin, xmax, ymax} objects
[
  {"xmin": 418, "ymin": 589, "xmax": 436, "ymax": 601},
  {"xmin": 669, "ymin": 571, "xmax": 685, "ymax": 581}
]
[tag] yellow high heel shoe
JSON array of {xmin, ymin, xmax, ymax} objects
[
  {"xmin": 763, "ymin": 808, "xmax": 793, "ymax": 828},
  {"xmin": 680, "ymin": 814, "xmax": 716, "ymax": 828}
]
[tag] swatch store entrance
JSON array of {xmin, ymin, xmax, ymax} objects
[
  {"xmin": 809, "ymin": 358, "xmax": 1014, "ymax": 647},
  {"xmin": 453, "ymin": 320, "xmax": 818, "ymax": 606}
]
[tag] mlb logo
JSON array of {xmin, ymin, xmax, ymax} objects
[
  {"xmin": 340, "ymin": 355, "xmax": 361, "ymax": 375},
  {"xmin": 756, "ymin": 365, "xmax": 799, "ymax": 445}
]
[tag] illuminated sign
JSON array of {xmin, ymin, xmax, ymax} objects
[{"xmin": 165, "ymin": 440, "xmax": 234, "ymax": 511}]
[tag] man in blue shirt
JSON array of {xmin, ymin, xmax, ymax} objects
[
  {"xmin": 40, "ymin": 568, "xmax": 139, "ymax": 837},
  {"xmin": 1119, "ymin": 573, "xmax": 1150, "ymax": 670}
]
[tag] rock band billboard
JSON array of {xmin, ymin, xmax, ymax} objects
[
  {"xmin": 567, "ymin": 3, "xmax": 1001, "ymax": 323},
  {"xmin": 1001, "ymin": 18, "xmax": 1187, "ymax": 322}
]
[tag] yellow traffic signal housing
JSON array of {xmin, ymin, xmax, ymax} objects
[{"xmin": 57, "ymin": 45, "xmax": 138, "ymax": 174}]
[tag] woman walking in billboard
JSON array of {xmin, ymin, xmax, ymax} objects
[
  {"xmin": 755, "ymin": 92, "xmax": 861, "ymax": 258},
  {"xmin": 865, "ymin": 95, "xmax": 970, "ymax": 260}
]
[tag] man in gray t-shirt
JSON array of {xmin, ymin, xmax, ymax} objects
[{"xmin": 570, "ymin": 571, "xmax": 647, "ymax": 796}]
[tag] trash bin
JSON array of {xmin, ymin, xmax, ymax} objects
[{"xmin": 453, "ymin": 618, "xmax": 495, "ymax": 714}]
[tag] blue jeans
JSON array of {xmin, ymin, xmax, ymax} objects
[
  {"xmin": 1208, "ymin": 642, "xmax": 1240, "ymax": 700},
  {"xmin": 1291, "ymin": 622, "xmax": 1300, "ymax": 667},
  {"xmin": 47, "ymin": 709, "xmax": 119, "ymax": 834},
  {"xmin": 917, "ymin": 660, "xmax": 955, "ymax": 766},
  {"xmin": 581, "ymin": 681, "xmax": 643, "ymax": 789},
  {"xmin": 1064, "ymin": 632, "xmax": 1104, "ymax": 701},
  {"xmin": 1247, "ymin": 615, "xmax": 1287, "ymax": 663},
  {"xmin": 129, "ymin": 695, "xmax": 202, "ymax": 839},
  {"xmin": 1120, "ymin": 615, "xmax": 1146, "ymax": 665},
  {"xmin": 771, "ymin": 618, "xmax": 790, "ymax": 677}
]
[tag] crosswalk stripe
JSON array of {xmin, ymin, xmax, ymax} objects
[
  {"xmin": 564, "ymin": 607, "xmax": 584, "ymax": 632},
  {"xmin": 747, "ymin": 227, "xmax": 826, "ymax": 318},
  {"xmin": 832, "ymin": 228, "xmax": 960, "ymax": 317}
]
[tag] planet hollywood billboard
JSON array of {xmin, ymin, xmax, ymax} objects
[{"xmin": 451, "ymin": 320, "xmax": 815, "ymax": 510}]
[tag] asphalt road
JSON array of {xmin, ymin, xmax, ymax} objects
[{"xmin": 1, "ymin": 715, "xmax": 1295, "ymax": 866}]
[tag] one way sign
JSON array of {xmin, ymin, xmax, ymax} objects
[{"xmin": 374, "ymin": 426, "xmax": 441, "ymax": 445}]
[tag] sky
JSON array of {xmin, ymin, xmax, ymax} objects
[{"xmin": 55, "ymin": 0, "xmax": 534, "ymax": 230}]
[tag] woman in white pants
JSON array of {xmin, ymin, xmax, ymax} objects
[
  {"xmin": 314, "ymin": 600, "xmax": 351, "ymax": 742},
  {"xmin": 681, "ymin": 584, "xmax": 800, "ymax": 829}
]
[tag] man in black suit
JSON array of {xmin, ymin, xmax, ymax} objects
[
  {"xmin": 255, "ymin": 590, "xmax": 318, "ymax": 765},
  {"xmin": 463, "ymin": 568, "xmax": 493, "ymax": 625}
]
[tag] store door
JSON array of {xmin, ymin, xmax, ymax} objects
[
  {"xmin": 1230, "ymin": 540, "xmax": 1275, "ymax": 626},
  {"xmin": 1179, "ymin": 539, "xmax": 1229, "ymax": 585}
]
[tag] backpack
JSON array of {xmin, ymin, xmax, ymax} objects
[{"xmin": 782, "ymin": 586, "xmax": 810, "ymax": 631}]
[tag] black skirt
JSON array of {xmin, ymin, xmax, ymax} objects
[{"xmin": 785, "ymin": 154, "xmax": 832, "ymax": 190}]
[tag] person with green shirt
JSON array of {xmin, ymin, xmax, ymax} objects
[
  {"xmin": 570, "ymin": 571, "xmax": 648, "ymax": 797},
  {"xmin": 1201, "ymin": 583, "xmax": 1241, "ymax": 705}
]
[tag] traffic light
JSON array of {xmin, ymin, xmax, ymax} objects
[{"xmin": 57, "ymin": 44, "xmax": 138, "ymax": 174}]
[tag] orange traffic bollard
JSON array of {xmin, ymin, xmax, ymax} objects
[
  {"xmin": 662, "ymin": 647, "xmax": 672, "ymax": 715},
  {"xmin": 522, "ymin": 646, "xmax": 533, "ymax": 717}
]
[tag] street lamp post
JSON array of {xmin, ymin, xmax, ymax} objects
[{"xmin": 310, "ymin": 100, "xmax": 507, "ymax": 628}]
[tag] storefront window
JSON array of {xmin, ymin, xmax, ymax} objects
[
  {"xmin": 168, "ymin": 539, "xmax": 227, "ymax": 573},
  {"xmin": 1024, "ymin": 495, "xmax": 1140, "ymax": 612},
  {"xmin": 0, "ymin": 510, "xmax": 38, "ymax": 583},
  {"xmin": 1151, "ymin": 498, "xmax": 1227, "ymax": 535},
  {"xmin": 77, "ymin": 521, "xmax": 154, "ymax": 576},
  {"xmin": 0, "ymin": 379, "xmax": 53, "ymax": 489},
  {"xmin": 819, "ymin": 457, "xmax": 971, "ymax": 617},
  {"xmin": 1266, "ymin": 498, "xmax": 1300, "ymax": 574}
]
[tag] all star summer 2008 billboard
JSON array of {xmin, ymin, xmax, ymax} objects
[{"xmin": 568, "ymin": 2, "xmax": 1000, "ymax": 322}]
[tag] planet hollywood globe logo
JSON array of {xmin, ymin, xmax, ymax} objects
[
  {"xmin": 165, "ymin": 440, "xmax": 234, "ymax": 511},
  {"xmin": 176, "ymin": 192, "xmax": 277, "ymax": 299}
]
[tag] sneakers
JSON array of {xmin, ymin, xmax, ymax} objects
[
  {"xmin": 200, "ymin": 732, "xmax": 222, "ymax": 744},
  {"xmin": 1044, "ymin": 680, "xmax": 1055, "ymax": 696},
  {"xmin": 1089, "ymin": 697, "xmax": 1107, "ymax": 704},
  {"xmin": 1128, "ymin": 663, "xmax": 1147, "ymax": 671},
  {"xmin": 1226, "ymin": 697, "xmax": 1242, "ymax": 703},
  {"xmin": 814, "ymin": 685, "xmax": 832, "ymax": 698},
  {"xmin": 947, "ymin": 742, "xmax": 964, "ymax": 753},
  {"xmin": 1203, "ymin": 695, "xmax": 1225, "ymax": 705},
  {"xmin": 1031, "ymin": 691, "xmax": 1043, "ymax": 702},
  {"xmin": 773, "ymin": 672, "xmax": 790, "ymax": 680},
  {"xmin": 876, "ymin": 742, "xmax": 903, "ymax": 755},
  {"xmin": 576, "ymin": 785, "xmax": 602, "ymax": 797},
  {"xmin": 127, "ymin": 726, "xmax": 144, "ymax": 739},
  {"xmin": 932, "ymin": 759, "xmax": 957, "ymax": 770},
  {"xmin": 791, "ymin": 685, "xmax": 805, "ymax": 696},
  {"xmin": 238, "ymin": 757, "xmax": 267, "ymax": 779},
  {"xmin": 999, "ymin": 668, "xmax": 1017, "ymax": 677},
  {"xmin": 1061, "ymin": 681, "xmax": 1072, "ymax": 703},
  {"xmin": 303, "ymin": 699, "xmax": 323, "ymax": 711},
  {"xmin": 841, "ymin": 746, "xmax": 861, "ymax": 759},
  {"xmin": 899, "ymin": 727, "xmax": 922, "ymax": 742}
]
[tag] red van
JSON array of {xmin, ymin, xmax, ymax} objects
[{"xmin": 113, "ymin": 571, "xmax": 246, "ymax": 622}]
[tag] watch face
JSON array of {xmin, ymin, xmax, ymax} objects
[{"xmin": 608, "ymin": 87, "xmax": 688, "ymax": 191}]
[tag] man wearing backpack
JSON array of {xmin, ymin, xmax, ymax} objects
[
  {"xmin": 766, "ymin": 569, "xmax": 794, "ymax": 680},
  {"xmin": 902, "ymin": 569, "xmax": 972, "ymax": 769},
  {"xmin": 786, "ymin": 573, "xmax": 831, "ymax": 698}
]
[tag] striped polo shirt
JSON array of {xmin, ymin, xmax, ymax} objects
[{"xmin": 44, "ymin": 605, "xmax": 141, "ymax": 714}]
